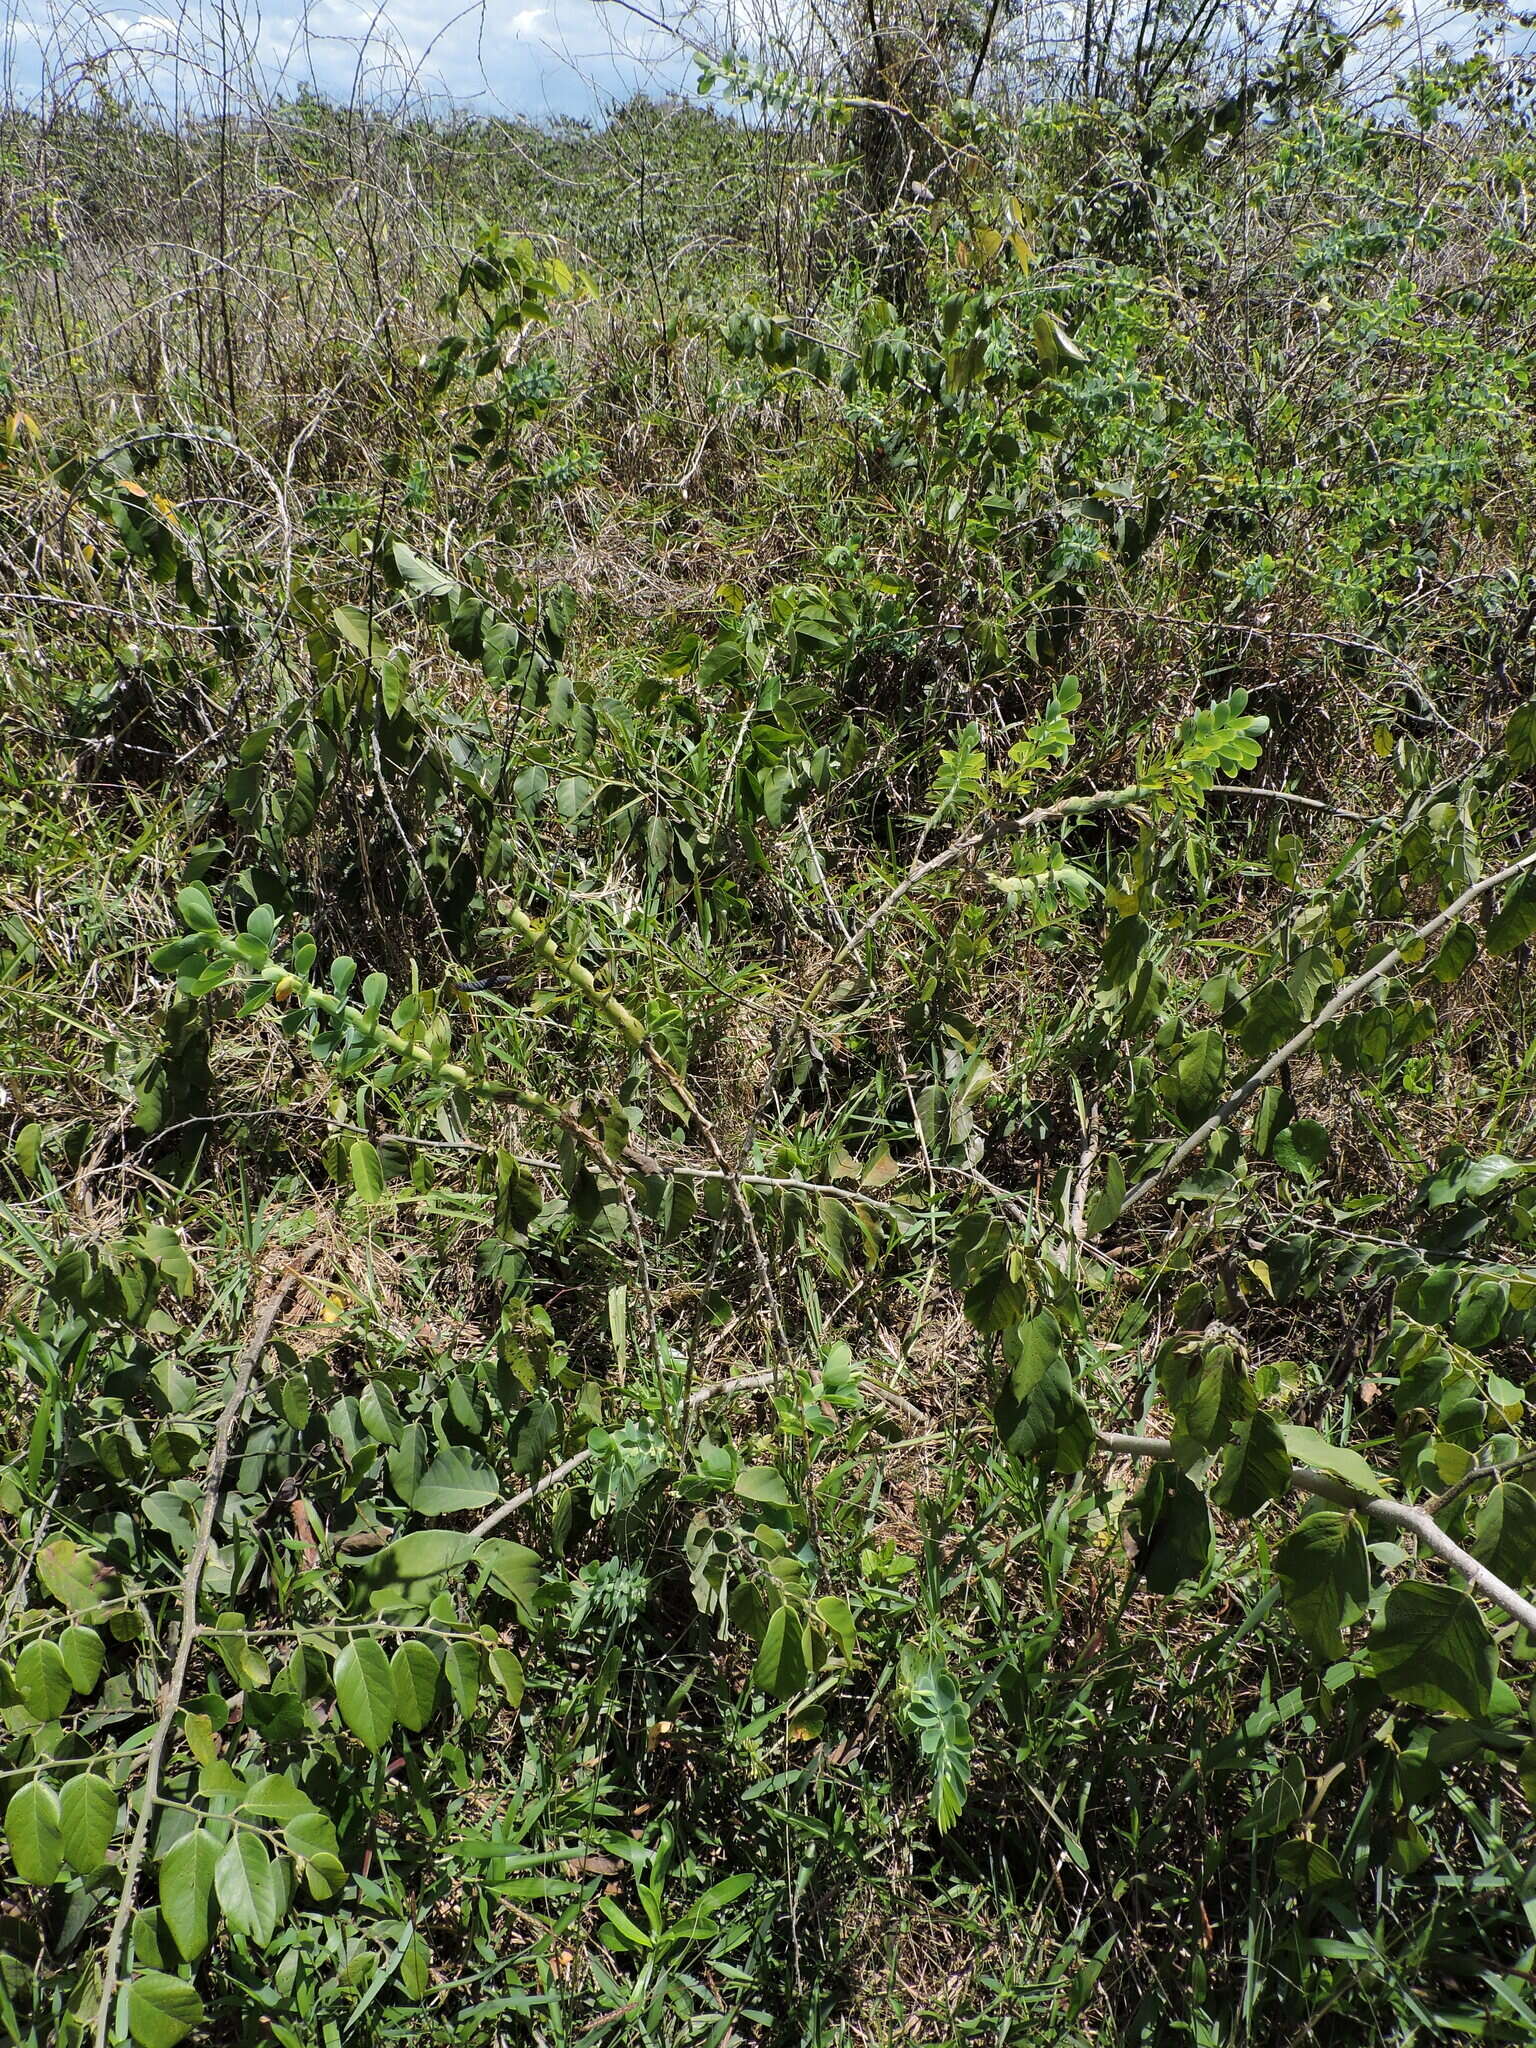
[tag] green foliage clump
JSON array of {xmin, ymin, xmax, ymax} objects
[{"xmin": 3, "ymin": 28, "xmax": 1536, "ymax": 2048}]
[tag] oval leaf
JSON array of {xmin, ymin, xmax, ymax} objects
[
  {"xmin": 333, "ymin": 1637, "xmax": 396, "ymax": 1752},
  {"xmin": 127, "ymin": 1972, "xmax": 205, "ymax": 2048},
  {"xmin": 1368, "ymin": 1581, "xmax": 1495, "ymax": 1719},
  {"xmin": 59, "ymin": 1773, "xmax": 118, "ymax": 1876},
  {"xmin": 5, "ymin": 1780, "xmax": 62, "ymax": 1884},
  {"xmin": 159, "ymin": 1827, "xmax": 218, "ymax": 1961}
]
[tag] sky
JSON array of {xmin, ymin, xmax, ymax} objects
[
  {"xmin": 1, "ymin": 0, "xmax": 1523, "ymax": 123},
  {"xmin": 2, "ymin": 0, "xmax": 719, "ymax": 118}
]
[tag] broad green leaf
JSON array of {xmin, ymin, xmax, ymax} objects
[
  {"xmin": 1368, "ymin": 1581, "xmax": 1495, "ymax": 1718},
  {"xmin": 478, "ymin": 1540, "xmax": 542, "ymax": 1621},
  {"xmin": 242, "ymin": 1773, "xmax": 311, "ymax": 1823},
  {"xmin": 399, "ymin": 1930, "xmax": 432, "ymax": 2001},
  {"xmin": 36, "ymin": 1536, "xmax": 116, "ymax": 1615},
  {"xmin": 1213, "ymin": 1411, "xmax": 1292, "ymax": 1518},
  {"xmin": 409, "ymin": 1446, "xmax": 500, "ymax": 1516},
  {"xmin": 751, "ymin": 1606, "xmax": 810, "ymax": 1700},
  {"xmin": 1239, "ymin": 979, "xmax": 1302, "ymax": 1059},
  {"xmin": 963, "ymin": 1254, "xmax": 1028, "ymax": 1333},
  {"xmin": 14, "ymin": 1639, "xmax": 72, "ymax": 1719},
  {"xmin": 282, "ymin": 1809, "xmax": 339, "ymax": 1863},
  {"xmin": 1474, "ymin": 1483, "xmax": 1536, "ymax": 1588},
  {"xmin": 59, "ymin": 1773, "xmax": 117, "ymax": 1875},
  {"xmin": 1271, "ymin": 1119, "xmax": 1329, "ymax": 1178},
  {"xmin": 1130, "ymin": 1465, "xmax": 1212, "ymax": 1594},
  {"xmin": 1278, "ymin": 1426, "xmax": 1384, "ymax": 1498},
  {"xmin": 444, "ymin": 1641, "xmax": 482, "ymax": 1719},
  {"xmin": 349, "ymin": 1139, "xmax": 386, "ymax": 1206},
  {"xmin": 365, "ymin": 1530, "xmax": 476, "ymax": 1588},
  {"xmin": 333, "ymin": 1638, "xmax": 396, "ymax": 1752},
  {"xmin": 159, "ymin": 1827, "xmax": 218, "ymax": 1960},
  {"xmin": 1159, "ymin": 1340, "xmax": 1253, "ymax": 1459},
  {"xmin": 995, "ymin": 1313, "xmax": 1092, "ymax": 1473},
  {"xmin": 1164, "ymin": 1029, "xmax": 1226, "ymax": 1125},
  {"xmin": 175, "ymin": 884, "xmax": 218, "ymax": 933},
  {"xmin": 13, "ymin": 1121, "xmax": 41, "ymax": 1180},
  {"xmin": 735, "ymin": 1466, "xmax": 790, "ymax": 1506},
  {"xmin": 5, "ymin": 1779, "xmax": 62, "ymax": 1883},
  {"xmin": 488, "ymin": 1646, "xmax": 525, "ymax": 1708},
  {"xmin": 1275, "ymin": 1511, "xmax": 1370, "ymax": 1660},
  {"xmin": 391, "ymin": 1641, "xmax": 442, "ymax": 1731},
  {"xmin": 1487, "ymin": 875, "xmax": 1536, "ymax": 956},
  {"xmin": 127, "ymin": 1972, "xmax": 205, "ymax": 2048},
  {"xmin": 59, "ymin": 1624, "xmax": 105, "ymax": 1693},
  {"xmin": 215, "ymin": 1828, "xmax": 279, "ymax": 1945}
]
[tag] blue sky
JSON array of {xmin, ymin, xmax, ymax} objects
[
  {"xmin": 3, "ymin": 0, "xmax": 712, "ymax": 118},
  {"xmin": 1, "ymin": 1, "xmax": 1520, "ymax": 122}
]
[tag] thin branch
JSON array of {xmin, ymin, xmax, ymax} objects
[
  {"xmin": 93, "ymin": 1257, "xmax": 314, "ymax": 2048},
  {"xmin": 468, "ymin": 1370, "xmax": 778, "ymax": 1543},
  {"xmin": 1096, "ymin": 1431, "xmax": 1536, "ymax": 1636},
  {"xmin": 808, "ymin": 782, "xmax": 1151, "ymax": 1004},
  {"xmin": 1118, "ymin": 842, "xmax": 1536, "ymax": 1218},
  {"xmin": 1208, "ymin": 784, "xmax": 1383, "ymax": 824},
  {"xmin": 467, "ymin": 1368, "xmax": 927, "ymax": 1543},
  {"xmin": 1428, "ymin": 1445, "xmax": 1536, "ymax": 1520}
]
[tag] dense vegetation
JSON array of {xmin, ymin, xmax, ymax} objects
[{"xmin": 3, "ymin": 12, "xmax": 1536, "ymax": 2043}]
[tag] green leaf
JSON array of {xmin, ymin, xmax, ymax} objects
[
  {"xmin": 391, "ymin": 1641, "xmax": 442, "ymax": 1731},
  {"xmin": 964, "ymin": 1253, "xmax": 1028, "ymax": 1334},
  {"xmin": 59, "ymin": 1624, "xmax": 105, "ymax": 1693},
  {"xmin": 59, "ymin": 1773, "xmax": 117, "ymax": 1875},
  {"xmin": 751, "ymin": 1606, "xmax": 810, "ymax": 1700},
  {"xmin": 1213, "ymin": 1411, "xmax": 1292, "ymax": 1518},
  {"xmin": 36, "ymin": 1536, "xmax": 115, "ymax": 1615},
  {"xmin": 735, "ymin": 1466, "xmax": 791, "ymax": 1506},
  {"xmin": 443, "ymin": 1641, "xmax": 482, "ymax": 1719},
  {"xmin": 127, "ymin": 1972, "xmax": 205, "ymax": 2048},
  {"xmin": 14, "ymin": 1121, "xmax": 41, "ymax": 1181},
  {"xmin": 1368, "ymin": 1580, "xmax": 1495, "ymax": 1718},
  {"xmin": 215, "ymin": 1828, "xmax": 279, "ymax": 1945},
  {"xmin": 349, "ymin": 1139, "xmax": 386, "ymax": 1206},
  {"xmin": 1271, "ymin": 1119, "xmax": 1329, "ymax": 1178},
  {"xmin": 333, "ymin": 1638, "xmax": 396, "ymax": 1752},
  {"xmin": 410, "ymin": 1446, "xmax": 500, "ymax": 1516},
  {"xmin": 1278, "ymin": 1425, "xmax": 1384, "ymax": 1498},
  {"xmin": 488, "ymin": 1646, "xmax": 525, "ymax": 1708},
  {"xmin": 364, "ymin": 1530, "xmax": 476, "ymax": 1588},
  {"xmin": 175, "ymin": 885, "xmax": 219, "ymax": 934},
  {"xmin": 1487, "ymin": 875, "xmax": 1536, "ymax": 956},
  {"xmin": 995, "ymin": 1312, "xmax": 1092, "ymax": 1473},
  {"xmin": 1474, "ymin": 1483, "xmax": 1536, "ymax": 1588},
  {"xmin": 1275, "ymin": 1510, "xmax": 1370, "ymax": 1661},
  {"xmin": 1505, "ymin": 701, "xmax": 1536, "ymax": 771},
  {"xmin": 13, "ymin": 1639, "xmax": 71, "ymax": 1719},
  {"xmin": 478, "ymin": 1539, "xmax": 542, "ymax": 1621},
  {"xmin": 159, "ymin": 1827, "xmax": 218, "ymax": 1960},
  {"xmin": 5, "ymin": 1780, "xmax": 62, "ymax": 1883},
  {"xmin": 1158, "ymin": 1340, "xmax": 1254, "ymax": 1460},
  {"xmin": 1130, "ymin": 1465, "xmax": 1212, "ymax": 1594},
  {"xmin": 1164, "ymin": 1029, "xmax": 1226, "ymax": 1125},
  {"xmin": 1239, "ymin": 979, "xmax": 1302, "ymax": 1059}
]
